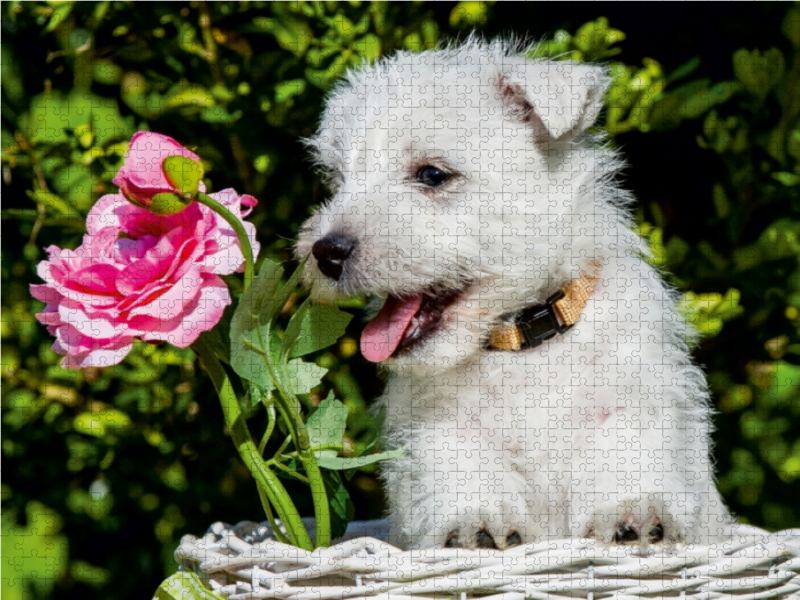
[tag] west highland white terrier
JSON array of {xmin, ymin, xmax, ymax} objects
[{"xmin": 296, "ymin": 38, "xmax": 732, "ymax": 550}]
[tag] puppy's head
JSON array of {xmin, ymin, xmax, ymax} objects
[{"xmin": 296, "ymin": 38, "xmax": 616, "ymax": 371}]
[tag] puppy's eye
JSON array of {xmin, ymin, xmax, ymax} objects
[{"xmin": 416, "ymin": 166, "xmax": 451, "ymax": 187}]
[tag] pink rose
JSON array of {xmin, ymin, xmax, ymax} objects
[
  {"xmin": 31, "ymin": 189, "xmax": 260, "ymax": 369},
  {"xmin": 113, "ymin": 131, "xmax": 205, "ymax": 213}
]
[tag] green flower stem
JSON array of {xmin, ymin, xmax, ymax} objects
[
  {"xmin": 258, "ymin": 402, "xmax": 277, "ymax": 456},
  {"xmin": 256, "ymin": 485, "xmax": 290, "ymax": 545},
  {"xmin": 275, "ymin": 379, "xmax": 331, "ymax": 548},
  {"xmin": 269, "ymin": 460, "xmax": 310, "ymax": 483},
  {"xmin": 274, "ymin": 434, "xmax": 293, "ymax": 458},
  {"xmin": 193, "ymin": 340, "xmax": 313, "ymax": 550},
  {"xmin": 262, "ymin": 357, "xmax": 331, "ymax": 548},
  {"xmin": 196, "ymin": 192, "xmax": 254, "ymax": 291}
]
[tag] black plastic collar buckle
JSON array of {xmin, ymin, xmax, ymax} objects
[{"xmin": 516, "ymin": 290, "xmax": 573, "ymax": 350}]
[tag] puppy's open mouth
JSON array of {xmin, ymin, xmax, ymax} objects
[{"xmin": 360, "ymin": 286, "xmax": 466, "ymax": 363}]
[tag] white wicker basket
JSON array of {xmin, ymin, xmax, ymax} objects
[{"xmin": 175, "ymin": 520, "xmax": 800, "ymax": 599}]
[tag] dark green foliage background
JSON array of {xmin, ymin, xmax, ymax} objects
[{"xmin": 2, "ymin": 2, "xmax": 799, "ymax": 599}]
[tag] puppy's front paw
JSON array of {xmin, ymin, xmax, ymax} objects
[
  {"xmin": 610, "ymin": 514, "xmax": 664, "ymax": 544},
  {"xmin": 588, "ymin": 511, "xmax": 673, "ymax": 546},
  {"xmin": 444, "ymin": 525, "xmax": 523, "ymax": 550}
]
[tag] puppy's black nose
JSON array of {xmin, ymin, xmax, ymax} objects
[{"xmin": 312, "ymin": 234, "xmax": 357, "ymax": 281}]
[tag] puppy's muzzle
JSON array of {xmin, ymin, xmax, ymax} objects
[{"xmin": 312, "ymin": 233, "xmax": 357, "ymax": 281}]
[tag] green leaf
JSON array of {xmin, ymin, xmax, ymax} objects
[
  {"xmin": 254, "ymin": 15, "xmax": 312, "ymax": 57},
  {"xmin": 210, "ymin": 84, "xmax": 235, "ymax": 103},
  {"xmin": 274, "ymin": 79, "xmax": 307, "ymax": 102},
  {"xmin": 355, "ymin": 34, "xmax": 382, "ymax": 62},
  {"xmin": 666, "ymin": 56, "xmax": 701, "ymax": 84},
  {"xmin": 282, "ymin": 299, "xmax": 353, "ymax": 359},
  {"xmin": 161, "ymin": 85, "xmax": 216, "ymax": 113},
  {"xmin": 733, "ymin": 48, "xmax": 785, "ymax": 100},
  {"xmin": 229, "ymin": 259, "xmax": 285, "ymax": 390},
  {"xmin": 230, "ymin": 257, "xmax": 310, "ymax": 393},
  {"xmin": 44, "ymin": 3, "xmax": 73, "ymax": 33},
  {"xmin": 153, "ymin": 572, "xmax": 225, "ymax": 600},
  {"xmin": 648, "ymin": 80, "xmax": 740, "ymax": 132},
  {"xmin": 21, "ymin": 91, "xmax": 69, "ymax": 144},
  {"xmin": 1, "ymin": 46, "xmax": 23, "ymax": 104},
  {"xmin": 253, "ymin": 155, "xmax": 271, "ymax": 174},
  {"xmin": 73, "ymin": 409, "xmax": 132, "ymax": 439},
  {"xmin": 1, "ymin": 502, "xmax": 68, "ymax": 600},
  {"xmin": 773, "ymin": 172, "xmax": 800, "ymax": 186},
  {"xmin": 322, "ymin": 470, "xmax": 354, "ymax": 540},
  {"xmin": 249, "ymin": 382, "xmax": 273, "ymax": 409},
  {"xmin": 450, "ymin": 1, "xmax": 490, "ymax": 28},
  {"xmin": 316, "ymin": 448, "xmax": 406, "ymax": 471},
  {"xmin": 27, "ymin": 190, "xmax": 73, "ymax": 216},
  {"xmin": 353, "ymin": 12, "xmax": 371, "ymax": 36},
  {"xmin": 784, "ymin": 6, "xmax": 800, "ymax": 48},
  {"xmin": 272, "ymin": 255, "xmax": 310, "ymax": 324},
  {"xmin": 305, "ymin": 55, "xmax": 348, "ymax": 89},
  {"xmin": 199, "ymin": 107, "xmax": 243, "ymax": 124},
  {"xmin": 51, "ymin": 163, "xmax": 95, "ymax": 211},
  {"xmin": 284, "ymin": 358, "xmax": 327, "ymax": 395},
  {"xmin": 159, "ymin": 461, "xmax": 188, "ymax": 492},
  {"xmin": 306, "ymin": 396, "xmax": 349, "ymax": 454}
]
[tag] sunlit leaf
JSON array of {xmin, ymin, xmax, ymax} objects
[{"xmin": 153, "ymin": 572, "xmax": 225, "ymax": 600}]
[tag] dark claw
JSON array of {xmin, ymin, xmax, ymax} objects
[
  {"xmin": 505, "ymin": 530, "xmax": 523, "ymax": 547},
  {"xmin": 613, "ymin": 523, "xmax": 640, "ymax": 543},
  {"xmin": 647, "ymin": 522, "xmax": 664, "ymax": 543},
  {"xmin": 475, "ymin": 528, "xmax": 498, "ymax": 549},
  {"xmin": 444, "ymin": 530, "xmax": 462, "ymax": 548}
]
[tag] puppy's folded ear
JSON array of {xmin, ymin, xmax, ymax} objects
[{"xmin": 497, "ymin": 61, "xmax": 611, "ymax": 142}]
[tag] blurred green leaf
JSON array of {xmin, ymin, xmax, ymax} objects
[
  {"xmin": 153, "ymin": 572, "xmax": 224, "ymax": 600},
  {"xmin": 73, "ymin": 409, "xmax": 132, "ymax": 439},
  {"xmin": 648, "ymin": 80, "xmax": 741, "ymax": 132},
  {"xmin": 450, "ymin": 1, "xmax": 490, "ymax": 28},
  {"xmin": 666, "ymin": 56, "xmax": 701, "ymax": 84},
  {"xmin": 1, "ymin": 502, "xmax": 68, "ymax": 600},
  {"xmin": 784, "ymin": 6, "xmax": 800, "ymax": 48},
  {"xmin": 733, "ymin": 47, "xmax": 785, "ymax": 100},
  {"xmin": 43, "ymin": 3, "xmax": 73, "ymax": 33}
]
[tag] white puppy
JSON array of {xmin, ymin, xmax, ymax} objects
[{"xmin": 296, "ymin": 38, "xmax": 732, "ymax": 550}]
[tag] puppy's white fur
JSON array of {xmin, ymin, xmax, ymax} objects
[{"xmin": 297, "ymin": 38, "xmax": 732, "ymax": 549}]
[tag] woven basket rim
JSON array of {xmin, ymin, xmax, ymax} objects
[{"xmin": 175, "ymin": 520, "xmax": 800, "ymax": 599}]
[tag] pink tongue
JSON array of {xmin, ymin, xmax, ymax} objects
[{"xmin": 360, "ymin": 294, "xmax": 424, "ymax": 363}]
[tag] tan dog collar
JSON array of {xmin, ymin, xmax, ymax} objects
[{"xmin": 488, "ymin": 264, "xmax": 600, "ymax": 351}]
